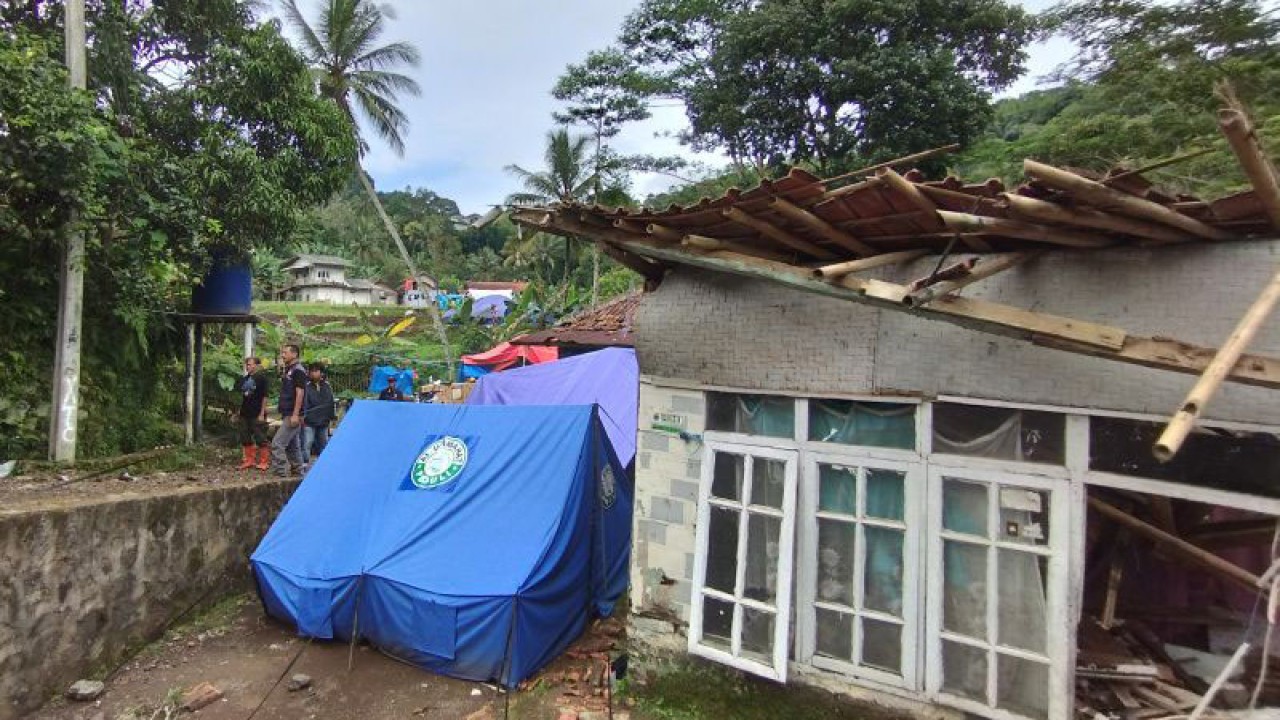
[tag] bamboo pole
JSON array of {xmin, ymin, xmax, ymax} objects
[
  {"xmin": 1218, "ymin": 101, "xmax": 1280, "ymax": 230},
  {"xmin": 644, "ymin": 223, "xmax": 686, "ymax": 243},
  {"xmin": 907, "ymin": 259, "xmax": 977, "ymax": 292},
  {"xmin": 906, "ymin": 252, "xmax": 1041, "ymax": 307},
  {"xmin": 1088, "ymin": 496, "xmax": 1264, "ymax": 593},
  {"xmin": 1001, "ymin": 193, "xmax": 1195, "ymax": 244},
  {"xmin": 767, "ymin": 197, "xmax": 877, "ymax": 256},
  {"xmin": 681, "ymin": 234, "xmax": 793, "ymax": 263},
  {"xmin": 876, "ymin": 167, "xmax": 944, "ymax": 226},
  {"xmin": 812, "ymin": 249, "xmax": 931, "ymax": 280},
  {"xmin": 936, "ymin": 210, "xmax": 1114, "ymax": 248},
  {"xmin": 1154, "ymin": 267, "xmax": 1280, "ymax": 461},
  {"xmin": 509, "ymin": 208, "xmax": 1280, "ymax": 390},
  {"xmin": 1188, "ymin": 641, "xmax": 1253, "ymax": 720},
  {"xmin": 721, "ymin": 207, "xmax": 837, "ymax": 259},
  {"xmin": 1024, "ymin": 159, "xmax": 1234, "ymax": 241},
  {"xmin": 820, "ymin": 144, "xmax": 961, "ymax": 197}
]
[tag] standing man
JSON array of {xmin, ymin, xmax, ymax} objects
[
  {"xmin": 236, "ymin": 357, "xmax": 270, "ymax": 470},
  {"xmin": 378, "ymin": 375, "xmax": 405, "ymax": 401},
  {"xmin": 301, "ymin": 364, "xmax": 336, "ymax": 465},
  {"xmin": 270, "ymin": 343, "xmax": 308, "ymax": 476}
]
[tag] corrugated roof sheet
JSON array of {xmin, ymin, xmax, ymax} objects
[{"xmin": 511, "ymin": 293, "xmax": 640, "ymax": 348}]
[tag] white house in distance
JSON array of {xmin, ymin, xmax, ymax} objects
[{"xmin": 278, "ymin": 254, "xmax": 396, "ymax": 306}]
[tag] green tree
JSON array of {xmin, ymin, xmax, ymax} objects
[
  {"xmin": 614, "ymin": 0, "xmax": 1037, "ymax": 173},
  {"xmin": 505, "ymin": 128, "xmax": 598, "ymax": 287},
  {"xmin": 282, "ymin": 0, "xmax": 455, "ymax": 369}
]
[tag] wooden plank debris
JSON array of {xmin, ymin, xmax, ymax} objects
[{"xmin": 906, "ymin": 252, "xmax": 1041, "ymax": 308}]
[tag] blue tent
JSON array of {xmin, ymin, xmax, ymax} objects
[
  {"xmin": 368, "ymin": 365, "xmax": 415, "ymax": 394},
  {"xmin": 251, "ymin": 401, "xmax": 632, "ymax": 687}
]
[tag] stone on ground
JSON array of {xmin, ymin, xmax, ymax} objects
[
  {"xmin": 180, "ymin": 681, "xmax": 223, "ymax": 711},
  {"xmin": 286, "ymin": 673, "xmax": 313, "ymax": 692},
  {"xmin": 66, "ymin": 679, "xmax": 105, "ymax": 701}
]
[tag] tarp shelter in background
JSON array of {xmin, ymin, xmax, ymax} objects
[
  {"xmin": 458, "ymin": 342, "xmax": 557, "ymax": 380},
  {"xmin": 444, "ymin": 294, "xmax": 510, "ymax": 323},
  {"xmin": 368, "ymin": 365, "xmax": 416, "ymax": 394},
  {"xmin": 468, "ymin": 348, "xmax": 640, "ymax": 467},
  {"xmin": 251, "ymin": 402, "xmax": 632, "ymax": 687}
]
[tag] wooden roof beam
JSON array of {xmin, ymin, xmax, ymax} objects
[
  {"xmin": 721, "ymin": 207, "xmax": 838, "ymax": 260},
  {"xmin": 879, "ymin": 167, "xmax": 992, "ymax": 251},
  {"xmin": 937, "ymin": 210, "xmax": 1115, "ymax": 249},
  {"xmin": 813, "ymin": 249, "xmax": 932, "ymax": 280},
  {"xmin": 767, "ymin": 197, "xmax": 878, "ymax": 256},
  {"xmin": 531, "ymin": 212, "xmax": 1280, "ymax": 391},
  {"xmin": 1024, "ymin": 159, "xmax": 1234, "ymax": 241},
  {"xmin": 905, "ymin": 251, "xmax": 1043, "ymax": 308},
  {"xmin": 1001, "ymin": 193, "xmax": 1196, "ymax": 245},
  {"xmin": 1218, "ymin": 95, "xmax": 1280, "ymax": 230}
]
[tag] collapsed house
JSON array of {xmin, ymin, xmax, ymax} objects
[{"xmin": 512, "ymin": 107, "xmax": 1280, "ymax": 720}]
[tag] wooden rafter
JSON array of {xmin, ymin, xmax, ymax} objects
[
  {"xmin": 1001, "ymin": 193, "xmax": 1195, "ymax": 245},
  {"xmin": 767, "ymin": 197, "xmax": 877, "ymax": 256},
  {"xmin": 905, "ymin": 251, "xmax": 1042, "ymax": 308},
  {"xmin": 514, "ymin": 208, "xmax": 1280, "ymax": 391},
  {"xmin": 721, "ymin": 207, "xmax": 837, "ymax": 259},
  {"xmin": 878, "ymin": 167, "xmax": 995, "ymax": 252},
  {"xmin": 1024, "ymin": 160, "xmax": 1233, "ymax": 241},
  {"xmin": 937, "ymin": 210, "xmax": 1115, "ymax": 249},
  {"xmin": 813, "ymin": 249, "xmax": 932, "ymax": 280}
]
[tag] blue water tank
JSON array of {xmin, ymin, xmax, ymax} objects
[{"xmin": 192, "ymin": 261, "xmax": 253, "ymax": 315}]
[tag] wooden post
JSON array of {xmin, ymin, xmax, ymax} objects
[
  {"xmin": 184, "ymin": 323, "xmax": 196, "ymax": 446},
  {"xmin": 1088, "ymin": 496, "xmax": 1264, "ymax": 593},
  {"xmin": 193, "ymin": 322, "xmax": 204, "ymax": 443},
  {"xmin": 1024, "ymin": 159, "xmax": 1233, "ymax": 241},
  {"xmin": 1154, "ymin": 267, "xmax": 1280, "ymax": 461},
  {"xmin": 49, "ymin": 0, "xmax": 87, "ymax": 462}
]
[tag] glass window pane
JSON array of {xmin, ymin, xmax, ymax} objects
[
  {"xmin": 943, "ymin": 640, "xmax": 988, "ymax": 702},
  {"xmin": 933, "ymin": 403, "xmax": 1064, "ymax": 464},
  {"xmin": 864, "ymin": 527, "xmax": 904, "ymax": 616},
  {"xmin": 707, "ymin": 392, "xmax": 795, "ymax": 438},
  {"xmin": 706, "ymin": 506, "xmax": 740, "ymax": 594},
  {"xmin": 702, "ymin": 595, "xmax": 734, "ymax": 652},
  {"xmin": 818, "ymin": 464, "xmax": 857, "ymax": 515},
  {"xmin": 865, "ymin": 469, "xmax": 905, "ymax": 521},
  {"xmin": 815, "ymin": 608, "xmax": 853, "ymax": 662},
  {"xmin": 943, "ymin": 540, "xmax": 987, "ymax": 639},
  {"xmin": 750, "ymin": 457, "xmax": 786, "ymax": 509},
  {"xmin": 817, "ymin": 519, "xmax": 856, "ymax": 606},
  {"xmin": 712, "ymin": 453, "xmax": 744, "ymax": 501},
  {"xmin": 740, "ymin": 607, "xmax": 775, "ymax": 665},
  {"xmin": 744, "ymin": 513, "xmax": 781, "ymax": 605},
  {"xmin": 997, "ymin": 550, "xmax": 1048, "ymax": 654},
  {"xmin": 943, "ymin": 479, "xmax": 988, "ymax": 537},
  {"xmin": 997, "ymin": 655, "xmax": 1049, "ymax": 719},
  {"xmin": 861, "ymin": 618, "xmax": 903, "ymax": 675},
  {"xmin": 809, "ymin": 399, "xmax": 915, "ymax": 449},
  {"xmin": 998, "ymin": 488, "xmax": 1050, "ymax": 546}
]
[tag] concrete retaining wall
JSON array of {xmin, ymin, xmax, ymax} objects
[{"xmin": 0, "ymin": 478, "xmax": 297, "ymax": 719}]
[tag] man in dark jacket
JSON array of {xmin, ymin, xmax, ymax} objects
[
  {"xmin": 378, "ymin": 375, "xmax": 405, "ymax": 401},
  {"xmin": 302, "ymin": 364, "xmax": 336, "ymax": 465},
  {"xmin": 269, "ymin": 343, "xmax": 308, "ymax": 476},
  {"xmin": 237, "ymin": 357, "xmax": 270, "ymax": 470}
]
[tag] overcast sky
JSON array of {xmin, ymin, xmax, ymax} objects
[{"xmin": 287, "ymin": 0, "xmax": 1072, "ymax": 215}]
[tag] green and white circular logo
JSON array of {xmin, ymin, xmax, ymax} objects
[
  {"xmin": 600, "ymin": 464, "xmax": 617, "ymax": 509},
  {"xmin": 411, "ymin": 436, "xmax": 469, "ymax": 489}
]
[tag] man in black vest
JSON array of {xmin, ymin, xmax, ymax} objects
[{"xmin": 270, "ymin": 343, "xmax": 308, "ymax": 476}]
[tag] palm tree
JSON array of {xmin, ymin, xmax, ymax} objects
[
  {"xmin": 505, "ymin": 128, "xmax": 597, "ymax": 289},
  {"xmin": 282, "ymin": 0, "xmax": 454, "ymax": 373}
]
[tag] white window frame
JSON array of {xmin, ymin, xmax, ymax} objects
[
  {"xmin": 924, "ymin": 465, "xmax": 1072, "ymax": 720},
  {"xmin": 689, "ymin": 439, "xmax": 799, "ymax": 681},
  {"xmin": 797, "ymin": 449, "xmax": 923, "ymax": 690}
]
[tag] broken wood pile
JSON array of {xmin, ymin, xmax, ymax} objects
[
  {"xmin": 422, "ymin": 379, "xmax": 476, "ymax": 404},
  {"xmin": 1076, "ymin": 618, "xmax": 1211, "ymax": 719}
]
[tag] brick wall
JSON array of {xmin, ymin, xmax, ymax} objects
[{"xmin": 635, "ymin": 240, "xmax": 1280, "ymax": 426}]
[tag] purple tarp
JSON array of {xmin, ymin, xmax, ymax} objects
[{"xmin": 466, "ymin": 348, "xmax": 638, "ymax": 467}]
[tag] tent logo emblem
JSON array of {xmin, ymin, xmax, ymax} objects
[
  {"xmin": 600, "ymin": 465, "xmax": 617, "ymax": 510},
  {"xmin": 411, "ymin": 436, "xmax": 469, "ymax": 489}
]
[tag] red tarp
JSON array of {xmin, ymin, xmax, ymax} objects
[{"xmin": 461, "ymin": 342, "xmax": 558, "ymax": 372}]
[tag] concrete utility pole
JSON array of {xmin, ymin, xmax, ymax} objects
[{"xmin": 49, "ymin": 0, "xmax": 87, "ymax": 462}]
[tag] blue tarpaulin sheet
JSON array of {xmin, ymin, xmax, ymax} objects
[
  {"xmin": 251, "ymin": 402, "xmax": 632, "ymax": 686},
  {"xmin": 368, "ymin": 366, "xmax": 415, "ymax": 393},
  {"xmin": 467, "ymin": 348, "xmax": 639, "ymax": 468}
]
